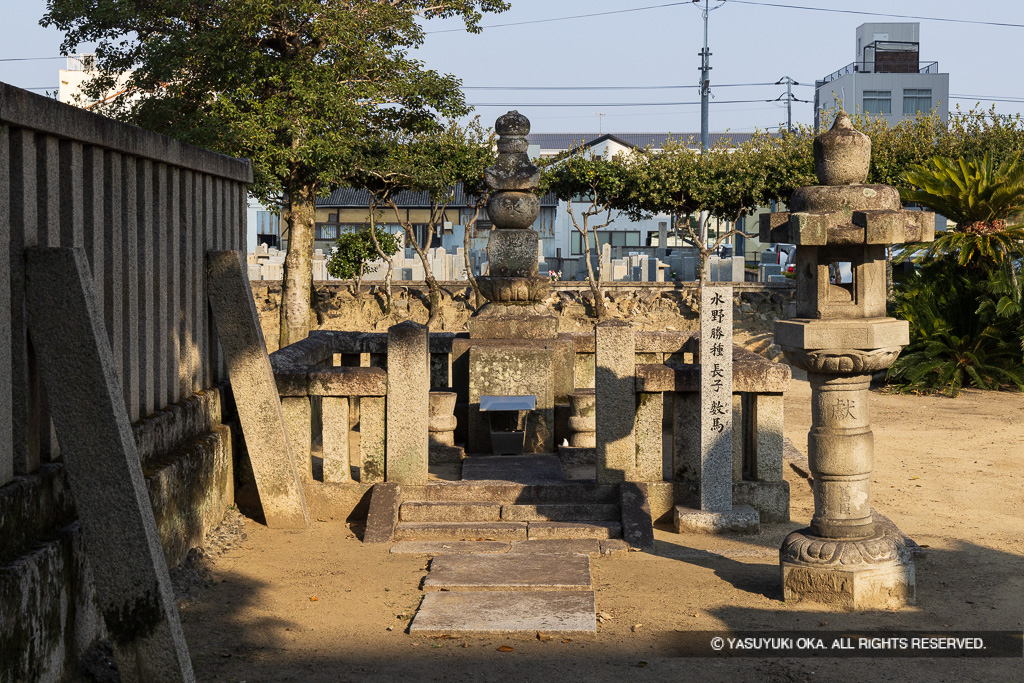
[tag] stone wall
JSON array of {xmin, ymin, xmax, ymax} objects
[
  {"xmin": 0, "ymin": 386, "xmax": 235, "ymax": 681},
  {"xmin": 252, "ymin": 281, "xmax": 795, "ymax": 356}
]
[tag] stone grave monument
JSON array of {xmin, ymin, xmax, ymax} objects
[
  {"xmin": 760, "ymin": 111, "xmax": 934, "ymax": 609},
  {"xmin": 451, "ymin": 111, "xmax": 573, "ymax": 454}
]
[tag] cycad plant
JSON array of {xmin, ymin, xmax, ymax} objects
[
  {"xmin": 887, "ymin": 152, "xmax": 1024, "ymax": 395},
  {"xmin": 888, "ymin": 263, "xmax": 1024, "ymax": 396},
  {"xmin": 898, "ymin": 152, "xmax": 1024, "ymax": 268}
]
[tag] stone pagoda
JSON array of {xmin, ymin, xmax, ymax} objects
[
  {"xmin": 760, "ymin": 112, "xmax": 934, "ymax": 609},
  {"xmin": 451, "ymin": 111, "xmax": 573, "ymax": 455}
]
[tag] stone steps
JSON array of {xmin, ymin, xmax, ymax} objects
[
  {"xmin": 400, "ymin": 481, "xmax": 620, "ymax": 504},
  {"xmin": 399, "ymin": 501, "xmax": 621, "ymax": 523},
  {"xmin": 394, "ymin": 520, "xmax": 623, "ymax": 542}
]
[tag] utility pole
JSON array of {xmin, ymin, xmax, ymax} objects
[
  {"xmin": 693, "ymin": 0, "xmax": 725, "ymax": 253},
  {"xmin": 775, "ymin": 76, "xmax": 800, "ymax": 132}
]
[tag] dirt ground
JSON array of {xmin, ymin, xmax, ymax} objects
[{"xmin": 168, "ymin": 375, "xmax": 1022, "ymax": 683}]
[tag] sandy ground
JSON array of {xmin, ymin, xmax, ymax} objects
[{"xmin": 168, "ymin": 376, "xmax": 1023, "ymax": 683}]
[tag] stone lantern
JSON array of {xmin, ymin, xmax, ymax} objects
[{"xmin": 760, "ymin": 112, "xmax": 934, "ymax": 609}]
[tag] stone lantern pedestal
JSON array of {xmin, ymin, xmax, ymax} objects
[{"xmin": 761, "ymin": 112, "xmax": 934, "ymax": 609}]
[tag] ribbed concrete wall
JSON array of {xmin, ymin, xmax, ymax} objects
[
  {"xmin": 0, "ymin": 81, "xmax": 252, "ymax": 486},
  {"xmin": 0, "ymin": 81, "xmax": 252, "ymax": 681}
]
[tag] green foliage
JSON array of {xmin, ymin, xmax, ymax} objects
[
  {"xmin": 43, "ymin": 0, "xmax": 508, "ymax": 205},
  {"xmin": 887, "ymin": 263, "xmax": 1024, "ymax": 396},
  {"xmin": 326, "ymin": 226, "xmax": 399, "ymax": 280},
  {"xmin": 901, "ymin": 153, "xmax": 1024, "ymax": 226}
]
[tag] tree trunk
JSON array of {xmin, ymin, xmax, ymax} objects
[
  {"xmin": 366, "ymin": 211, "xmax": 394, "ymax": 315},
  {"xmin": 463, "ymin": 206, "xmax": 485, "ymax": 310},
  {"xmin": 279, "ymin": 184, "xmax": 316, "ymax": 349},
  {"xmin": 582, "ymin": 229, "xmax": 607, "ymax": 318},
  {"xmin": 403, "ymin": 224, "xmax": 441, "ymax": 326}
]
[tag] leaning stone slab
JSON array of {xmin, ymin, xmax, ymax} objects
[
  {"xmin": 364, "ymin": 483, "xmax": 401, "ymax": 544},
  {"xmin": 390, "ymin": 541, "xmax": 511, "ymax": 555},
  {"xmin": 424, "ymin": 553, "xmax": 592, "ymax": 591},
  {"xmin": 411, "ymin": 591, "xmax": 596, "ymax": 634},
  {"xmin": 206, "ymin": 251, "xmax": 309, "ymax": 528},
  {"xmin": 24, "ymin": 247, "xmax": 194, "ymax": 682},
  {"xmin": 673, "ymin": 504, "xmax": 759, "ymax": 534},
  {"xmin": 620, "ymin": 482, "xmax": 655, "ymax": 552}
]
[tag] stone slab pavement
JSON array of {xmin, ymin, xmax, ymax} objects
[
  {"xmin": 410, "ymin": 591, "xmax": 596, "ymax": 635},
  {"xmin": 424, "ymin": 553, "xmax": 592, "ymax": 591}
]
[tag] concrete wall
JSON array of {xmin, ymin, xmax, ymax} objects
[{"xmin": 0, "ymin": 82, "xmax": 251, "ymax": 681}]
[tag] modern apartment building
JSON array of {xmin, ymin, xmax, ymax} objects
[{"xmin": 814, "ymin": 23, "xmax": 950, "ymax": 130}]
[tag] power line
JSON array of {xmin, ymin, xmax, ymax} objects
[
  {"xmin": 0, "ymin": 56, "xmax": 67, "ymax": 62},
  {"xmin": 951, "ymin": 95, "xmax": 1024, "ymax": 103},
  {"xmin": 467, "ymin": 99, "xmax": 770, "ymax": 107},
  {"xmin": 425, "ymin": 2, "xmax": 689, "ymax": 34},
  {"xmin": 728, "ymin": 1, "xmax": 1024, "ymax": 29},
  {"xmin": 461, "ymin": 82, "xmax": 811, "ymax": 91}
]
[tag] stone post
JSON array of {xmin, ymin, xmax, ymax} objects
[
  {"xmin": 386, "ymin": 321, "xmax": 429, "ymax": 483},
  {"xmin": 762, "ymin": 112, "xmax": 935, "ymax": 609},
  {"xmin": 322, "ymin": 396, "xmax": 350, "ymax": 483},
  {"xmin": 595, "ymin": 320, "xmax": 635, "ymax": 483},
  {"xmin": 567, "ymin": 390, "xmax": 596, "ymax": 448}
]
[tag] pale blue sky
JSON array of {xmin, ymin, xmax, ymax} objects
[{"xmin": 3, "ymin": 0, "xmax": 1023, "ymax": 135}]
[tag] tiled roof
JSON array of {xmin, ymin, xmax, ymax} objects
[
  {"xmin": 318, "ymin": 182, "xmax": 558, "ymax": 208},
  {"xmin": 527, "ymin": 131, "xmax": 763, "ymax": 151}
]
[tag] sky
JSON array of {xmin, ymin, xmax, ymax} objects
[{"xmin": 3, "ymin": 0, "xmax": 1023, "ymax": 138}]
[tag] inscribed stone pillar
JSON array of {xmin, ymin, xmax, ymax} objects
[
  {"xmin": 699, "ymin": 286, "xmax": 733, "ymax": 512},
  {"xmin": 386, "ymin": 321, "xmax": 429, "ymax": 483},
  {"xmin": 595, "ymin": 320, "xmax": 635, "ymax": 484}
]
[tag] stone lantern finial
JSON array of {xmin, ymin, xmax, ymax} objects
[{"xmin": 814, "ymin": 112, "xmax": 871, "ymax": 186}]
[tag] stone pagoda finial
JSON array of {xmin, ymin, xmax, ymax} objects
[{"xmin": 484, "ymin": 110, "xmax": 541, "ymax": 228}]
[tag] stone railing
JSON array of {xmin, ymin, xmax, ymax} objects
[
  {"xmin": 270, "ymin": 326, "xmax": 791, "ymax": 524},
  {"xmin": 580, "ymin": 328, "xmax": 792, "ymax": 522}
]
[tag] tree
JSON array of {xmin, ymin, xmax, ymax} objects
[
  {"xmin": 616, "ymin": 135, "xmax": 799, "ymax": 283},
  {"xmin": 540, "ymin": 150, "xmax": 632, "ymax": 318},
  {"xmin": 44, "ymin": 0, "xmax": 509, "ymax": 347},
  {"xmin": 325, "ymin": 223, "xmax": 400, "ymax": 294},
  {"xmin": 349, "ymin": 119, "xmax": 495, "ymax": 326}
]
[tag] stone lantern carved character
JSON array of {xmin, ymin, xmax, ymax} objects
[{"xmin": 759, "ymin": 111, "xmax": 935, "ymax": 609}]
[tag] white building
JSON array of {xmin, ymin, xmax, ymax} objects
[
  {"xmin": 814, "ymin": 23, "xmax": 950, "ymax": 130},
  {"xmin": 57, "ymin": 55, "xmax": 136, "ymax": 110}
]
